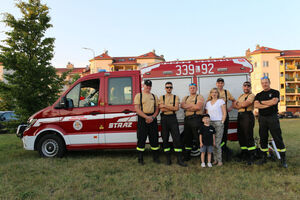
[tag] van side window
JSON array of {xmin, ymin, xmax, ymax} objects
[
  {"xmin": 66, "ymin": 79, "xmax": 100, "ymax": 108},
  {"xmin": 108, "ymin": 77, "xmax": 132, "ymax": 105}
]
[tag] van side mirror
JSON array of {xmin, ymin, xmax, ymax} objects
[{"xmin": 55, "ymin": 97, "xmax": 67, "ymax": 109}]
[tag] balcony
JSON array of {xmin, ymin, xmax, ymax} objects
[
  {"xmin": 286, "ymin": 101, "xmax": 296, "ymax": 105},
  {"xmin": 285, "ymin": 77, "xmax": 295, "ymax": 82},
  {"xmin": 286, "ymin": 88, "xmax": 295, "ymax": 93},
  {"xmin": 285, "ymin": 65, "xmax": 300, "ymax": 71}
]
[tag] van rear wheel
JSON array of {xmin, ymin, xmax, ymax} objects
[{"xmin": 37, "ymin": 134, "xmax": 65, "ymax": 158}]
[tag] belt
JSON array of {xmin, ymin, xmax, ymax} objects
[
  {"xmin": 161, "ymin": 113, "xmax": 176, "ymax": 117},
  {"xmin": 185, "ymin": 114, "xmax": 201, "ymax": 120},
  {"xmin": 238, "ymin": 111, "xmax": 253, "ymax": 114}
]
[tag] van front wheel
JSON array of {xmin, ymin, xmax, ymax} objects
[{"xmin": 37, "ymin": 134, "xmax": 65, "ymax": 158}]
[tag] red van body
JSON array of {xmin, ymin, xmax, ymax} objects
[{"xmin": 17, "ymin": 57, "xmax": 252, "ymax": 157}]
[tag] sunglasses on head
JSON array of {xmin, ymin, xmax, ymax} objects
[
  {"xmin": 165, "ymin": 86, "xmax": 173, "ymax": 89},
  {"xmin": 261, "ymin": 76, "xmax": 269, "ymax": 80},
  {"xmin": 189, "ymin": 83, "xmax": 196, "ymax": 86}
]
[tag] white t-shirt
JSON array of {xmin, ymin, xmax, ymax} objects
[{"xmin": 205, "ymin": 99, "xmax": 225, "ymax": 121}]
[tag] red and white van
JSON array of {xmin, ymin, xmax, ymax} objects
[{"xmin": 17, "ymin": 57, "xmax": 252, "ymax": 157}]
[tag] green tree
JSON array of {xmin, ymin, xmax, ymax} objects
[
  {"xmin": 0, "ymin": 0, "xmax": 67, "ymax": 122},
  {"xmin": 70, "ymin": 73, "xmax": 81, "ymax": 85}
]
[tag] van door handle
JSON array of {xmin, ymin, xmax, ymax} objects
[
  {"xmin": 122, "ymin": 109, "xmax": 132, "ymax": 114},
  {"xmin": 90, "ymin": 111, "xmax": 101, "ymax": 115}
]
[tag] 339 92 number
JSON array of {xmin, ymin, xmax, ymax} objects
[{"xmin": 176, "ymin": 63, "xmax": 214, "ymax": 75}]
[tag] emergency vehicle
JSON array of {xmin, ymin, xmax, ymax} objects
[{"xmin": 16, "ymin": 57, "xmax": 252, "ymax": 157}]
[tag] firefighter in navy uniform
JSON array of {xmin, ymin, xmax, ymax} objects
[
  {"xmin": 254, "ymin": 77, "xmax": 287, "ymax": 168},
  {"xmin": 181, "ymin": 83, "xmax": 205, "ymax": 161},
  {"xmin": 233, "ymin": 81, "xmax": 256, "ymax": 165},
  {"xmin": 159, "ymin": 82, "xmax": 187, "ymax": 167},
  {"xmin": 134, "ymin": 80, "xmax": 160, "ymax": 165},
  {"xmin": 216, "ymin": 78, "xmax": 236, "ymax": 160}
]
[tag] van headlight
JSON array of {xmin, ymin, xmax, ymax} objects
[{"xmin": 26, "ymin": 118, "xmax": 37, "ymax": 129}]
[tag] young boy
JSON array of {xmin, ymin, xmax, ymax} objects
[{"xmin": 199, "ymin": 114, "xmax": 216, "ymax": 168}]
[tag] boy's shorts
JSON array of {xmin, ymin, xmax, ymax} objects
[{"xmin": 200, "ymin": 145, "xmax": 213, "ymax": 153}]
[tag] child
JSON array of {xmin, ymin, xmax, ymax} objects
[{"xmin": 199, "ymin": 114, "xmax": 216, "ymax": 168}]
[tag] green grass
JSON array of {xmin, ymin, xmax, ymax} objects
[{"xmin": 0, "ymin": 119, "xmax": 299, "ymax": 200}]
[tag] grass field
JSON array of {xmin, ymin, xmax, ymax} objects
[{"xmin": 0, "ymin": 119, "xmax": 299, "ymax": 200}]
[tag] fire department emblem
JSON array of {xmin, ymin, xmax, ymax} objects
[{"xmin": 73, "ymin": 120, "xmax": 83, "ymax": 130}]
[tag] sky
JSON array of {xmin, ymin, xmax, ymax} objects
[{"xmin": 0, "ymin": 0, "xmax": 300, "ymax": 68}]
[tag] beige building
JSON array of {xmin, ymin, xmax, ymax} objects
[
  {"xmin": 246, "ymin": 45, "xmax": 300, "ymax": 113},
  {"xmin": 89, "ymin": 50, "xmax": 165, "ymax": 73}
]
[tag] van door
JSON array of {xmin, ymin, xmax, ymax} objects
[
  {"xmin": 59, "ymin": 78, "xmax": 105, "ymax": 146},
  {"xmin": 103, "ymin": 75, "xmax": 137, "ymax": 147}
]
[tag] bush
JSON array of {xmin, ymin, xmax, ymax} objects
[{"xmin": 0, "ymin": 119, "xmax": 23, "ymax": 134}]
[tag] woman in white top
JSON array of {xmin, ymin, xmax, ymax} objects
[{"xmin": 205, "ymin": 88, "xmax": 227, "ymax": 166}]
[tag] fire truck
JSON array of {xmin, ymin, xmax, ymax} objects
[{"xmin": 16, "ymin": 57, "xmax": 252, "ymax": 157}]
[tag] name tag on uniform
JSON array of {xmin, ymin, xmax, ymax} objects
[{"xmin": 209, "ymin": 129, "xmax": 214, "ymax": 132}]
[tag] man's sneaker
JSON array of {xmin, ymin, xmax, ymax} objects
[
  {"xmin": 201, "ymin": 163, "xmax": 206, "ymax": 168},
  {"xmin": 207, "ymin": 163, "xmax": 212, "ymax": 168}
]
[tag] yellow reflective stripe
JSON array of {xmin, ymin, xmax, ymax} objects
[
  {"xmin": 185, "ymin": 147, "xmax": 192, "ymax": 150},
  {"xmin": 174, "ymin": 148, "xmax": 182, "ymax": 152},
  {"xmin": 220, "ymin": 142, "xmax": 225, "ymax": 147},
  {"xmin": 164, "ymin": 148, "xmax": 171, "ymax": 152},
  {"xmin": 277, "ymin": 148, "xmax": 286, "ymax": 152},
  {"xmin": 136, "ymin": 147, "xmax": 145, "ymax": 151},
  {"xmin": 248, "ymin": 146, "xmax": 256, "ymax": 151},
  {"xmin": 260, "ymin": 148, "xmax": 268, "ymax": 152},
  {"xmin": 151, "ymin": 146, "xmax": 160, "ymax": 151},
  {"xmin": 240, "ymin": 146, "xmax": 247, "ymax": 150}
]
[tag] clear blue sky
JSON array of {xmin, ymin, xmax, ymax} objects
[{"xmin": 1, "ymin": 0, "xmax": 300, "ymax": 68}]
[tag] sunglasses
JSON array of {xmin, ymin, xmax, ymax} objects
[
  {"xmin": 165, "ymin": 86, "xmax": 173, "ymax": 89},
  {"xmin": 189, "ymin": 83, "xmax": 196, "ymax": 86},
  {"xmin": 243, "ymin": 84, "xmax": 251, "ymax": 87},
  {"xmin": 261, "ymin": 76, "xmax": 269, "ymax": 80}
]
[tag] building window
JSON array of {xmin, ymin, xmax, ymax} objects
[
  {"xmin": 281, "ymin": 84, "xmax": 284, "ymax": 89},
  {"xmin": 128, "ymin": 58, "xmax": 135, "ymax": 61},
  {"xmin": 118, "ymin": 59, "xmax": 125, "ymax": 62},
  {"xmin": 280, "ymin": 96, "xmax": 284, "ymax": 101},
  {"xmin": 280, "ymin": 72, "xmax": 284, "ymax": 77},
  {"xmin": 280, "ymin": 60, "xmax": 283, "ymax": 66},
  {"xmin": 263, "ymin": 61, "xmax": 269, "ymax": 67}
]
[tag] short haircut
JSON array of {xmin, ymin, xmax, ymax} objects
[{"xmin": 165, "ymin": 81, "xmax": 172, "ymax": 85}]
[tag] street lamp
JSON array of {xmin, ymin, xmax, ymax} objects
[{"xmin": 82, "ymin": 47, "xmax": 95, "ymax": 59}]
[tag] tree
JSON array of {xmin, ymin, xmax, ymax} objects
[{"xmin": 0, "ymin": 0, "xmax": 67, "ymax": 122}]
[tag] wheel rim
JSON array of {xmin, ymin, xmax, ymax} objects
[{"xmin": 41, "ymin": 139, "xmax": 59, "ymax": 157}]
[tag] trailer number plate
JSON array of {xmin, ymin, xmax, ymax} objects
[{"xmin": 176, "ymin": 63, "xmax": 214, "ymax": 75}]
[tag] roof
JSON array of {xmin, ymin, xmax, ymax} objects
[
  {"xmin": 251, "ymin": 46, "xmax": 281, "ymax": 55},
  {"xmin": 137, "ymin": 51, "xmax": 164, "ymax": 60},
  {"xmin": 94, "ymin": 52, "xmax": 112, "ymax": 60},
  {"xmin": 56, "ymin": 68, "xmax": 86, "ymax": 74},
  {"xmin": 278, "ymin": 50, "xmax": 300, "ymax": 58}
]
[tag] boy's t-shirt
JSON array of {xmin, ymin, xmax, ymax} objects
[{"xmin": 199, "ymin": 125, "xmax": 216, "ymax": 146}]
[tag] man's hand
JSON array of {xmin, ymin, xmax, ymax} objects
[{"xmin": 145, "ymin": 116, "xmax": 153, "ymax": 124}]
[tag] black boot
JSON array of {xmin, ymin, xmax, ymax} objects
[
  {"xmin": 237, "ymin": 149, "xmax": 248, "ymax": 162},
  {"xmin": 256, "ymin": 152, "xmax": 267, "ymax": 165},
  {"xmin": 153, "ymin": 150, "xmax": 160, "ymax": 164},
  {"xmin": 247, "ymin": 151, "xmax": 255, "ymax": 165},
  {"xmin": 138, "ymin": 151, "xmax": 144, "ymax": 165},
  {"xmin": 183, "ymin": 150, "xmax": 191, "ymax": 161},
  {"xmin": 280, "ymin": 152, "xmax": 288, "ymax": 168},
  {"xmin": 177, "ymin": 152, "xmax": 187, "ymax": 167},
  {"xmin": 166, "ymin": 152, "xmax": 172, "ymax": 165}
]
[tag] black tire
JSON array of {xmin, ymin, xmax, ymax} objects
[{"xmin": 37, "ymin": 134, "xmax": 66, "ymax": 158}]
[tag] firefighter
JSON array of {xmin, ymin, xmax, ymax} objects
[
  {"xmin": 233, "ymin": 81, "xmax": 256, "ymax": 165},
  {"xmin": 159, "ymin": 82, "xmax": 187, "ymax": 167},
  {"xmin": 254, "ymin": 77, "xmax": 287, "ymax": 168},
  {"xmin": 181, "ymin": 83, "xmax": 205, "ymax": 161},
  {"xmin": 134, "ymin": 80, "xmax": 160, "ymax": 165},
  {"xmin": 216, "ymin": 78, "xmax": 236, "ymax": 160}
]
